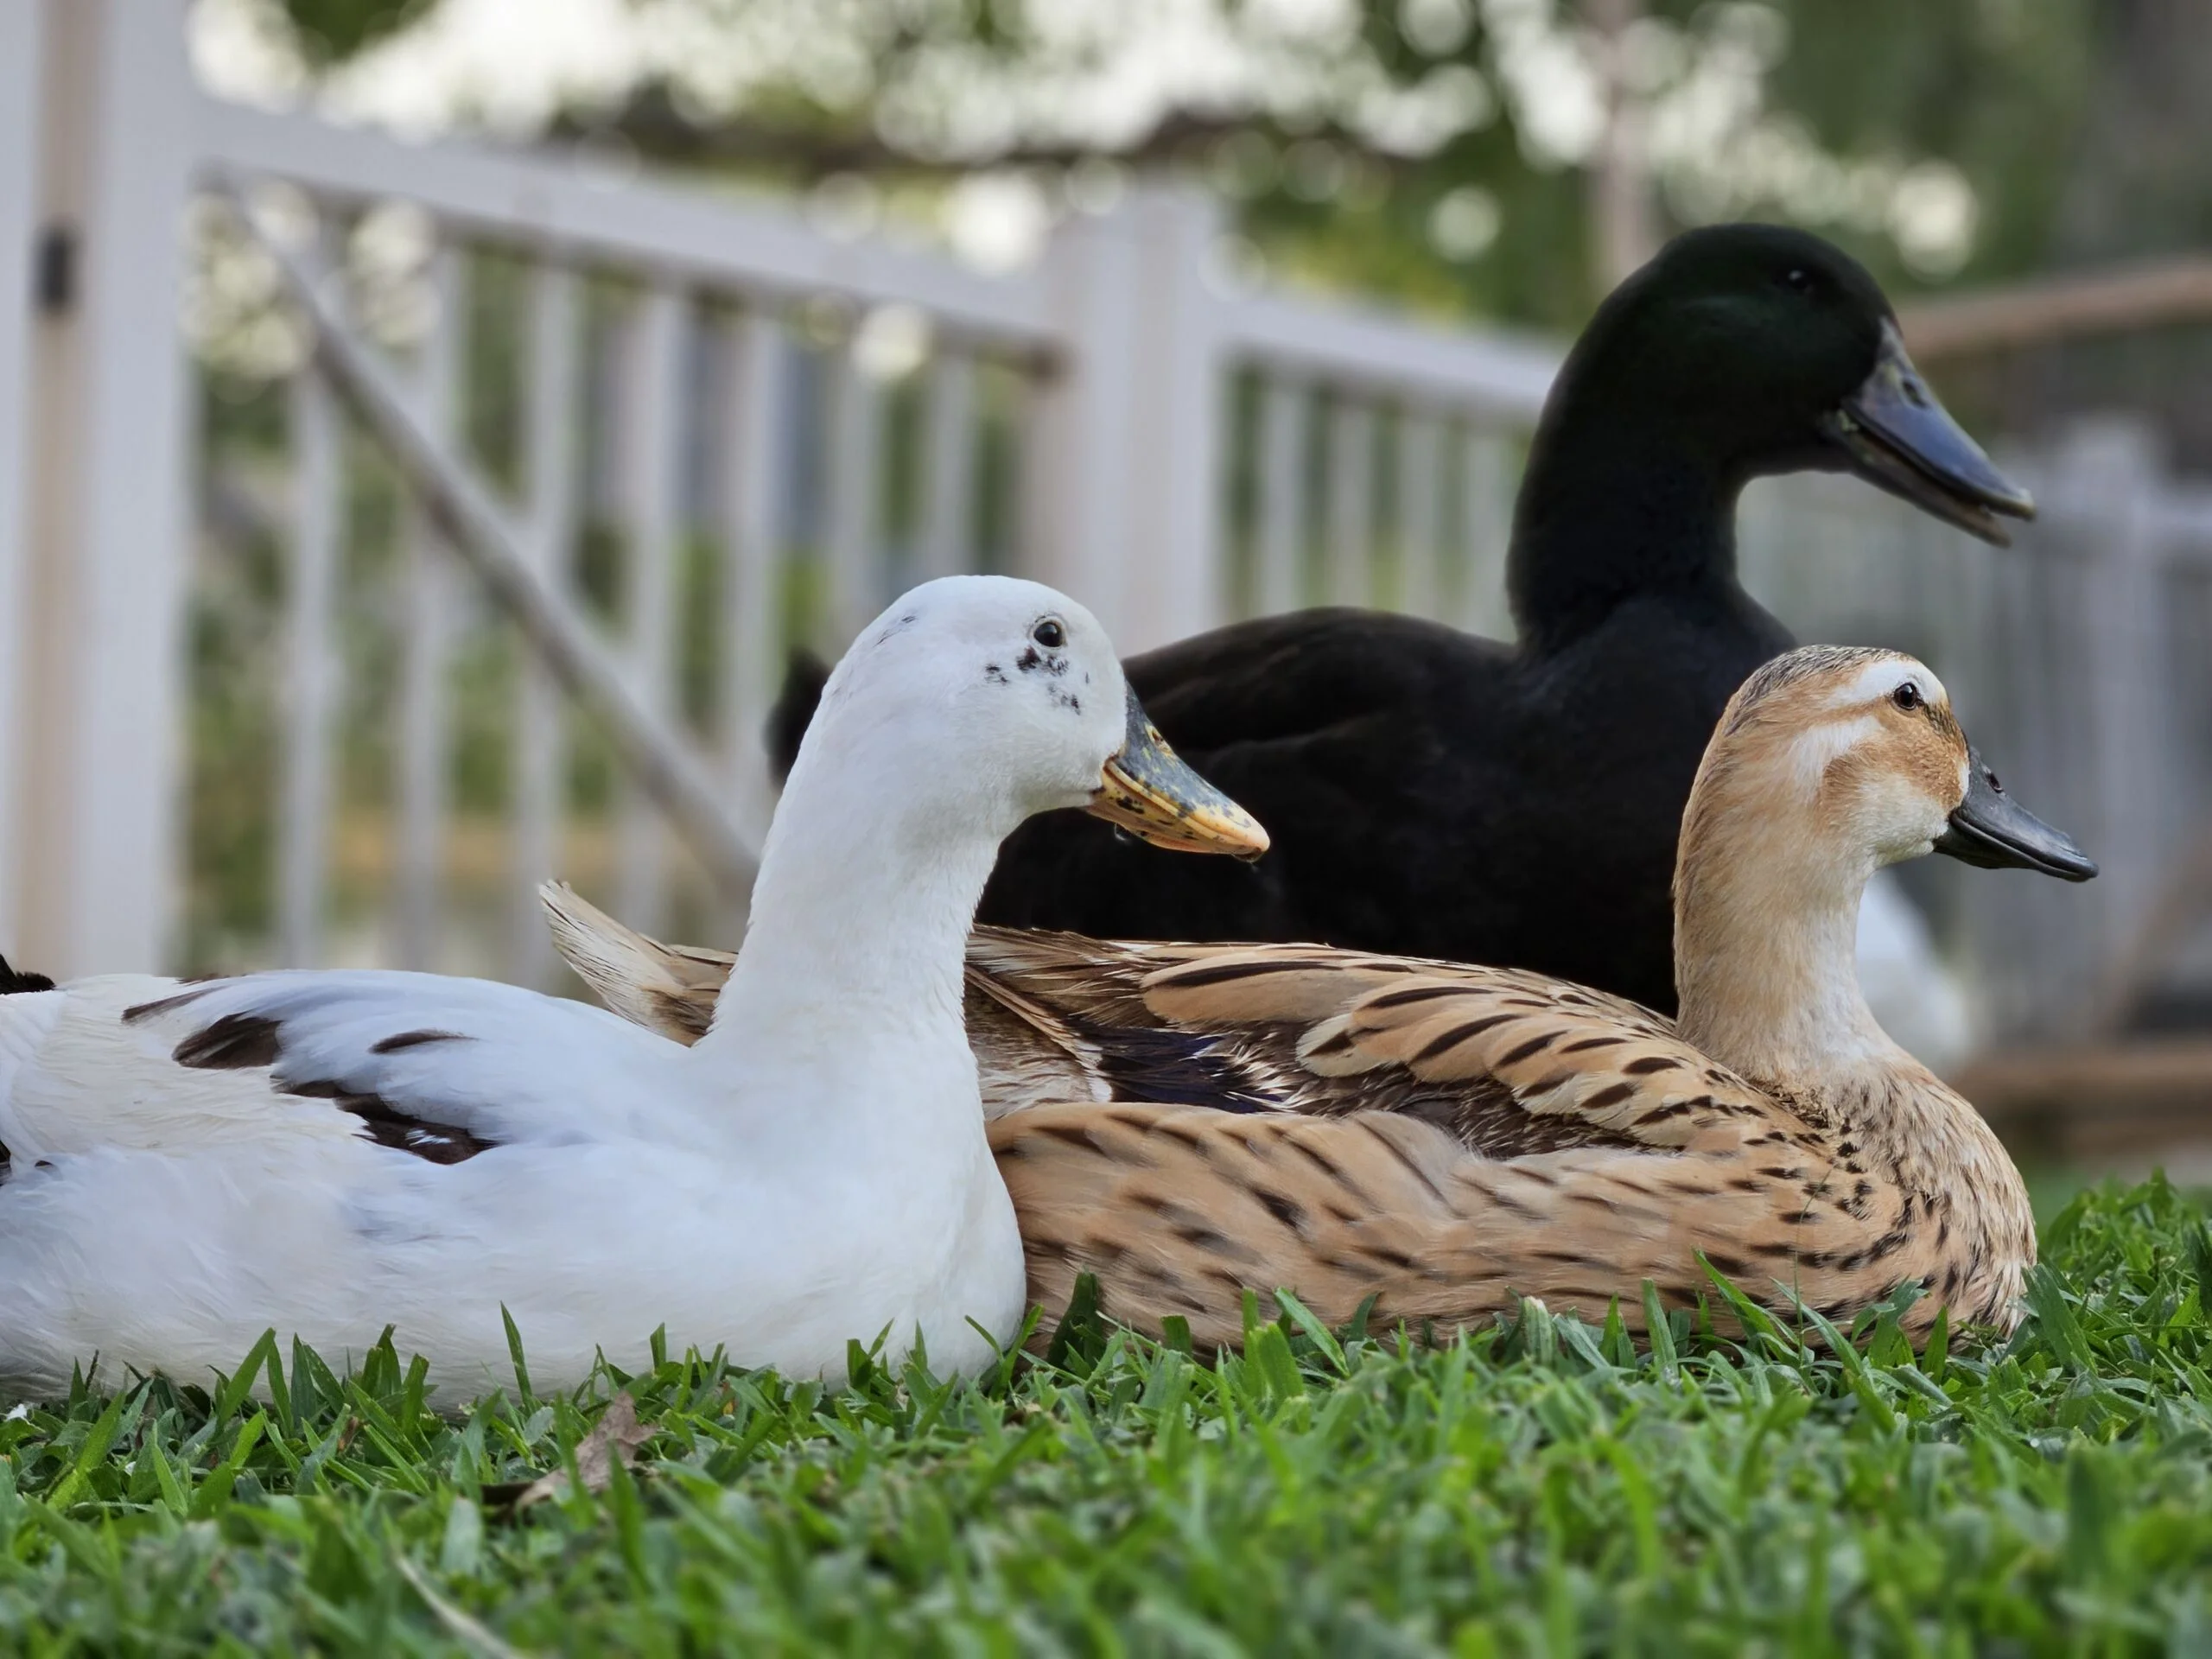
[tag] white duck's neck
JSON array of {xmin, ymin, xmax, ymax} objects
[
  {"xmin": 1671, "ymin": 798, "xmax": 1908, "ymax": 1094},
  {"xmin": 695, "ymin": 712, "xmax": 1016, "ymax": 1135}
]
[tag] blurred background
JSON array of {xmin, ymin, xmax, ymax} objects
[{"xmin": 5, "ymin": 0, "xmax": 2212, "ymax": 1177}]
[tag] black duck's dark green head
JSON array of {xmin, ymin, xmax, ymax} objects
[{"xmin": 1548, "ymin": 223, "xmax": 2031, "ymax": 545}]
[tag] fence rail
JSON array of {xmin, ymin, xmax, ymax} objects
[{"xmin": 8, "ymin": 0, "xmax": 2212, "ymax": 1054}]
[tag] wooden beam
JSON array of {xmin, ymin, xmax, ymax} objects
[{"xmin": 1901, "ymin": 257, "xmax": 2212, "ymax": 361}]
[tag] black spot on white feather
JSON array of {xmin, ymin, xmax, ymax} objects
[
  {"xmin": 283, "ymin": 1077, "xmax": 494, "ymax": 1164},
  {"xmin": 124, "ymin": 986, "xmax": 219, "ymax": 1025},
  {"xmin": 983, "ymin": 663, "xmax": 1008, "ymax": 684},
  {"xmin": 369, "ymin": 1029, "xmax": 473, "ymax": 1054},
  {"xmin": 871, "ymin": 612, "xmax": 922, "ymax": 649},
  {"xmin": 174, "ymin": 1014, "xmax": 283, "ymax": 1071}
]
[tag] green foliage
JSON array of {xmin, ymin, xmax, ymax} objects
[
  {"xmin": 269, "ymin": 0, "xmax": 2121, "ymax": 329},
  {"xmin": 3, "ymin": 1178, "xmax": 2211, "ymax": 1649},
  {"xmin": 1752, "ymin": 0, "xmax": 2101, "ymax": 289},
  {"xmin": 279, "ymin": 0, "xmax": 440, "ymax": 67}
]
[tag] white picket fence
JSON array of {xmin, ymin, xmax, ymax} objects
[
  {"xmin": 4, "ymin": 2, "xmax": 2210, "ymax": 1046},
  {"xmin": 1740, "ymin": 424, "xmax": 2212, "ymax": 1039}
]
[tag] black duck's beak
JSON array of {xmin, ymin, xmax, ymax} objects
[
  {"xmin": 1821, "ymin": 321, "xmax": 2036, "ymax": 546},
  {"xmin": 1090, "ymin": 687, "xmax": 1270, "ymax": 861},
  {"xmin": 1934, "ymin": 746, "xmax": 2096, "ymax": 880}
]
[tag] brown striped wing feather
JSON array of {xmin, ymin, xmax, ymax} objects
[{"xmin": 976, "ymin": 940, "xmax": 1861, "ymax": 1347}]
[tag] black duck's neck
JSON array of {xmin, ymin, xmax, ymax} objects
[{"xmin": 1506, "ymin": 405, "xmax": 1749, "ymax": 657}]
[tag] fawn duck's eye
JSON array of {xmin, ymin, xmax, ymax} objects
[{"xmin": 1891, "ymin": 681, "xmax": 1923, "ymax": 713}]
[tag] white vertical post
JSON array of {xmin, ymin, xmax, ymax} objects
[
  {"xmin": 1459, "ymin": 427, "xmax": 1516, "ymax": 640},
  {"xmin": 1325, "ymin": 401, "xmax": 1374, "ymax": 607},
  {"xmin": 1254, "ymin": 377, "xmax": 1306, "ymax": 617},
  {"xmin": 0, "ymin": 0, "xmax": 48, "ymax": 959},
  {"xmin": 614, "ymin": 279, "xmax": 687, "ymax": 933},
  {"xmin": 279, "ymin": 225, "xmax": 343, "ymax": 969},
  {"xmin": 1027, "ymin": 186, "xmax": 1224, "ymax": 653},
  {"xmin": 918, "ymin": 349, "xmax": 977, "ymax": 582},
  {"xmin": 821, "ymin": 338, "xmax": 884, "ymax": 649},
  {"xmin": 17, "ymin": 0, "xmax": 198, "ymax": 976},
  {"xmin": 510, "ymin": 259, "xmax": 579, "ymax": 985},
  {"xmin": 716, "ymin": 308, "xmax": 785, "ymax": 856},
  {"xmin": 392, "ymin": 242, "xmax": 461, "ymax": 969},
  {"xmin": 1396, "ymin": 412, "xmax": 1442, "ymax": 619},
  {"xmin": 2052, "ymin": 419, "xmax": 2167, "ymax": 1003}
]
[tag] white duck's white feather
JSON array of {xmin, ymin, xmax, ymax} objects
[{"xmin": 0, "ymin": 575, "xmax": 1154, "ymax": 1400}]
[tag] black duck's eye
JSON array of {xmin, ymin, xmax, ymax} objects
[
  {"xmin": 1781, "ymin": 267, "xmax": 1815, "ymax": 294},
  {"xmin": 1032, "ymin": 618, "xmax": 1065, "ymax": 648},
  {"xmin": 1891, "ymin": 681, "xmax": 1923, "ymax": 712}
]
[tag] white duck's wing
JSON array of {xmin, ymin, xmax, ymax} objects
[{"xmin": 0, "ymin": 969, "xmax": 686, "ymax": 1164}]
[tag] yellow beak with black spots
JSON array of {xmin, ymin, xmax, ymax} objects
[{"xmin": 1089, "ymin": 688, "xmax": 1269, "ymax": 861}]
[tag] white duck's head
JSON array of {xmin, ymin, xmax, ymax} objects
[
  {"xmin": 716, "ymin": 576, "xmax": 1268, "ymax": 1058},
  {"xmin": 790, "ymin": 575, "xmax": 1268, "ymax": 859},
  {"xmin": 1674, "ymin": 645, "xmax": 2093, "ymax": 1075}
]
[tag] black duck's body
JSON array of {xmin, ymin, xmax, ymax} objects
[
  {"xmin": 975, "ymin": 583, "xmax": 1790, "ymax": 1016},
  {"xmin": 771, "ymin": 226, "xmax": 2031, "ymax": 1016}
]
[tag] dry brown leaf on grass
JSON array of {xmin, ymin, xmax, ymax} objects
[{"xmin": 482, "ymin": 1392, "xmax": 657, "ymax": 1514}]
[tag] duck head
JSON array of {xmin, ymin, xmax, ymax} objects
[
  {"xmin": 1560, "ymin": 225, "xmax": 2033, "ymax": 544},
  {"xmin": 792, "ymin": 575, "xmax": 1268, "ymax": 861},
  {"xmin": 1681, "ymin": 650, "xmax": 2096, "ymax": 911},
  {"xmin": 716, "ymin": 575, "xmax": 1265, "ymax": 1057},
  {"xmin": 1695, "ymin": 645, "xmax": 2093, "ymax": 885},
  {"xmin": 1673, "ymin": 645, "xmax": 2090, "ymax": 1074}
]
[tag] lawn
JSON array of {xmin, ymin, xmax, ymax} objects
[{"xmin": 3, "ymin": 1177, "xmax": 2209, "ymax": 1656}]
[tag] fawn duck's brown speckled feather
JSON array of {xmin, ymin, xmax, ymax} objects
[{"xmin": 540, "ymin": 645, "xmax": 2090, "ymax": 1349}]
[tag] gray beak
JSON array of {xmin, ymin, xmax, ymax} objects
[
  {"xmin": 1821, "ymin": 321, "xmax": 2036, "ymax": 546},
  {"xmin": 1932, "ymin": 745, "xmax": 2096, "ymax": 880}
]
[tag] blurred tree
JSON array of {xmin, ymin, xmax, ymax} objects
[
  {"xmin": 236, "ymin": 1, "xmax": 2175, "ymax": 334},
  {"xmin": 276, "ymin": 0, "xmax": 439, "ymax": 66}
]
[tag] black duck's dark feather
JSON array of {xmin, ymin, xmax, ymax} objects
[
  {"xmin": 761, "ymin": 226, "xmax": 2016, "ymax": 1019},
  {"xmin": 767, "ymin": 649, "xmax": 833, "ymax": 785}
]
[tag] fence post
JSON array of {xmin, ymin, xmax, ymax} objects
[
  {"xmin": 2043, "ymin": 418, "xmax": 2172, "ymax": 1026},
  {"xmin": 1024, "ymin": 185, "xmax": 1224, "ymax": 654},
  {"xmin": 0, "ymin": 0, "xmax": 48, "ymax": 962},
  {"xmin": 16, "ymin": 0, "xmax": 196, "ymax": 977},
  {"xmin": 2045, "ymin": 419, "xmax": 2168, "ymax": 1007}
]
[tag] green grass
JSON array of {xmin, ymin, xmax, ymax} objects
[{"xmin": 4, "ymin": 1178, "xmax": 2212, "ymax": 1655}]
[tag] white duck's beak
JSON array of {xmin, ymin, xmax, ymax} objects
[{"xmin": 1089, "ymin": 688, "xmax": 1270, "ymax": 861}]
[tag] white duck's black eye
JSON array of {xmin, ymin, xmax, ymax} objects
[
  {"xmin": 1032, "ymin": 618, "xmax": 1065, "ymax": 649},
  {"xmin": 1891, "ymin": 681, "xmax": 1923, "ymax": 712}
]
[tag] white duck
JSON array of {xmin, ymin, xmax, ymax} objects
[{"xmin": 0, "ymin": 575, "xmax": 1267, "ymax": 1398}]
